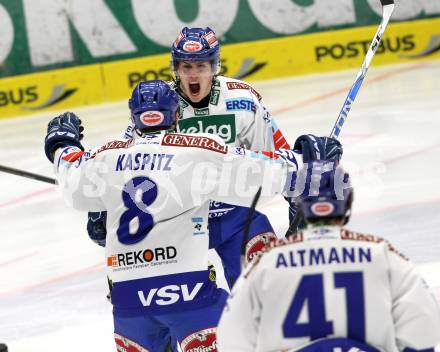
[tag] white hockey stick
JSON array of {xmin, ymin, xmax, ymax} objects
[
  {"xmin": 330, "ymin": 0, "xmax": 395, "ymax": 139},
  {"xmin": 287, "ymin": 0, "xmax": 395, "ymax": 236}
]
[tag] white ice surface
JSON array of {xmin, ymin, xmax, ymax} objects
[{"xmin": 1, "ymin": 60, "xmax": 440, "ymax": 351}]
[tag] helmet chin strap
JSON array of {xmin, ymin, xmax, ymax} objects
[{"xmin": 343, "ymin": 209, "xmax": 351, "ymax": 225}]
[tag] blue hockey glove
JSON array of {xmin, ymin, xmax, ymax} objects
[
  {"xmin": 284, "ymin": 134, "xmax": 343, "ymax": 236},
  {"xmin": 44, "ymin": 112, "xmax": 84, "ymax": 163},
  {"xmin": 87, "ymin": 211, "xmax": 107, "ymax": 247},
  {"xmin": 285, "ymin": 135, "xmax": 343, "ymax": 236},
  {"xmin": 294, "ymin": 134, "xmax": 342, "ymax": 162}
]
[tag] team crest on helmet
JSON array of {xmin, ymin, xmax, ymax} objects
[
  {"xmin": 311, "ymin": 202, "xmax": 335, "ymax": 216},
  {"xmin": 183, "ymin": 41, "xmax": 203, "ymax": 52},
  {"xmin": 140, "ymin": 111, "xmax": 164, "ymax": 127}
]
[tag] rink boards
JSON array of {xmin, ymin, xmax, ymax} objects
[{"xmin": 0, "ymin": 17, "xmax": 439, "ymax": 119}]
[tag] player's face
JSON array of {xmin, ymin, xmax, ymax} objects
[{"xmin": 177, "ymin": 61, "xmax": 214, "ymax": 102}]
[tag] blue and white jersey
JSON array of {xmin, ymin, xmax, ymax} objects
[
  {"xmin": 54, "ymin": 133, "xmax": 296, "ymax": 316},
  {"xmin": 122, "ymin": 76, "xmax": 292, "ymax": 220},
  {"xmin": 217, "ymin": 226, "xmax": 440, "ymax": 352}
]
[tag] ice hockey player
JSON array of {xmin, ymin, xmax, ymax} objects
[
  {"xmin": 217, "ymin": 160, "xmax": 440, "ymax": 351},
  {"xmin": 44, "ymin": 80, "xmax": 307, "ymax": 352},
  {"xmin": 88, "ymin": 27, "xmax": 342, "ymax": 288},
  {"xmin": 164, "ymin": 26, "xmax": 291, "ymax": 280}
]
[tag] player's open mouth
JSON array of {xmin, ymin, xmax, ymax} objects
[{"xmin": 189, "ymin": 83, "xmax": 201, "ymax": 95}]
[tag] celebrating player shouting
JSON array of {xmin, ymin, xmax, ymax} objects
[
  {"xmin": 44, "ymin": 80, "xmax": 304, "ymax": 352},
  {"xmin": 88, "ymin": 27, "xmax": 341, "ymax": 289}
]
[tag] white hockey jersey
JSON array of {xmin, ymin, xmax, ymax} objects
[
  {"xmin": 123, "ymin": 76, "xmax": 292, "ymax": 220},
  {"xmin": 176, "ymin": 76, "xmax": 290, "ymax": 151},
  {"xmin": 53, "ymin": 133, "xmax": 296, "ymax": 316},
  {"xmin": 124, "ymin": 76, "xmax": 290, "ymax": 151},
  {"xmin": 217, "ymin": 226, "xmax": 440, "ymax": 352}
]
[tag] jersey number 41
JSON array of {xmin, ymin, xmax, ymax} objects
[{"xmin": 283, "ymin": 272, "xmax": 365, "ymax": 341}]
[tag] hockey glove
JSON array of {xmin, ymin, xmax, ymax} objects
[
  {"xmin": 44, "ymin": 112, "xmax": 84, "ymax": 163},
  {"xmin": 87, "ymin": 211, "xmax": 107, "ymax": 247},
  {"xmin": 294, "ymin": 134, "xmax": 342, "ymax": 163}
]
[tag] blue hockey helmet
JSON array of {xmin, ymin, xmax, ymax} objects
[
  {"xmin": 128, "ymin": 80, "xmax": 179, "ymax": 131},
  {"xmin": 171, "ymin": 27, "xmax": 221, "ymax": 75},
  {"xmin": 298, "ymin": 161, "xmax": 353, "ymax": 224}
]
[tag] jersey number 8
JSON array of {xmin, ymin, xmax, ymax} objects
[{"xmin": 117, "ymin": 176, "xmax": 158, "ymax": 245}]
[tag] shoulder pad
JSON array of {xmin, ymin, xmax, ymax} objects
[
  {"xmin": 220, "ymin": 76, "xmax": 263, "ymax": 102},
  {"xmin": 341, "ymin": 228, "xmax": 408, "ymax": 260}
]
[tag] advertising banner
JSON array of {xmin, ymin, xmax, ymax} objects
[{"xmin": 1, "ymin": 0, "xmax": 439, "ymax": 77}]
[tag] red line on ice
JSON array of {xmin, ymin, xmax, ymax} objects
[
  {"xmin": 272, "ymin": 62, "xmax": 427, "ymax": 116},
  {"xmin": 0, "ymin": 262, "xmax": 105, "ymax": 298},
  {"xmin": 0, "ymin": 186, "xmax": 55, "ymax": 209},
  {"xmin": 0, "ymin": 251, "xmax": 39, "ymax": 267},
  {"xmin": 383, "ymin": 143, "xmax": 440, "ymax": 166}
]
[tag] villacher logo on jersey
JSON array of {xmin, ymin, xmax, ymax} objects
[
  {"xmin": 180, "ymin": 327, "xmax": 217, "ymax": 352},
  {"xmin": 107, "ymin": 246, "xmax": 177, "ymax": 270}
]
